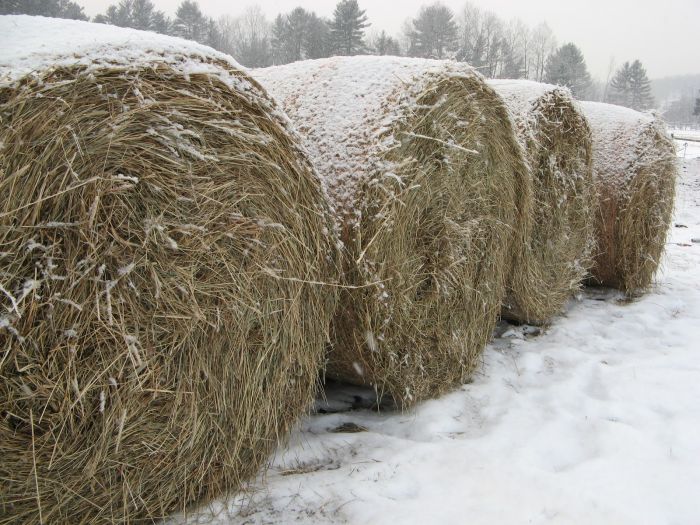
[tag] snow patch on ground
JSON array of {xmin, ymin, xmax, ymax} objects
[{"xmin": 170, "ymin": 158, "xmax": 700, "ymax": 524}]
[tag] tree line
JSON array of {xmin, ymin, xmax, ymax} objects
[{"xmin": 1, "ymin": 0, "xmax": 661, "ymax": 112}]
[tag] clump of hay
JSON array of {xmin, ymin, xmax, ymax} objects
[
  {"xmin": 255, "ymin": 57, "xmax": 530, "ymax": 407},
  {"xmin": 0, "ymin": 17, "xmax": 338, "ymax": 524},
  {"xmin": 581, "ymin": 101, "xmax": 677, "ymax": 293},
  {"xmin": 490, "ymin": 81, "xmax": 595, "ymax": 324}
]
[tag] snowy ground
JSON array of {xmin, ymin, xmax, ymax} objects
[
  {"xmin": 170, "ymin": 153, "xmax": 700, "ymax": 525},
  {"xmin": 671, "ymin": 128, "xmax": 700, "ymax": 160}
]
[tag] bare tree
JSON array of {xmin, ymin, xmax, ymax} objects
[
  {"xmin": 500, "ymin": 19, "xmax": 528, "ymax": 78},
  {"xmin": 219, "ymin": 6, "xmax": 272, "ymax": 68},
  {"xmin": 529, "ymin": 22, "xmax": 557, "ymax": 81}
]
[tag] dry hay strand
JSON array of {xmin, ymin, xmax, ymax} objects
[
  {"xmin": 490, "ymin": 81, "xmax": 595, "ymax": 324},
  {"xmin": 581, "ymin": 101, "xmax": 677, "ymax": 293},
  {"xmin": 255, "ymin": 57, "xmax": 530, "ymax": 407},
  {"xmin": 0, "ymin": 19, "xmax": 338, "ymax": 525}
]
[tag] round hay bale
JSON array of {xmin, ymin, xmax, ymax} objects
[
  {"xmin": 0, "ymin": 16, "xmax": 338, "ymax": 524},
  {"xmin": 581, "ymin": 101, "xmax": 677, "ymax": 293},
  {"xmin": 254, "ymin": 57, "xmax": 530, "ymax": 407},
  {"xmin": 490, "ymin": 80, "xmax": 595, "ymax": 324}
]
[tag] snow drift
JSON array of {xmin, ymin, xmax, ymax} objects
[
  {"xmin": 254, "ymin": 57, "xmax": 530, "ymax": 407},
  {"xmin": 491, "ymin": 80, "xmax": 594, "ymax": 324},
  {"xmin": 0, "ymin": 16, "xmax": 338, "ymax": 524}
]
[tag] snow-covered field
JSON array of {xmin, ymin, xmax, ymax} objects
[
  {"xmin": 169, "ymin": 153, "xmax": 700, "ymax": 524},
  {"xmin": 671, "ymin": 128, "xmax": 700, "ymax": 159}
]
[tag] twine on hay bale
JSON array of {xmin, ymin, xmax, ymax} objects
[
  {"xmin": 0, "ymin": 17, "xmax": 338, "ymax": 524},
  {"xmin": 581, "ymin": 101, "xmax": 677, "ymax": 293},
  {"xmin": 490, "ymin": 80, "xmax": 595, "ymax": 324},
  {"xmin": 255, "ymin": 57, "xmax": 530, "ymax": 407}
]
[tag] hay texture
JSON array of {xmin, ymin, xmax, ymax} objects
[
  {"xmin": 581, "ymin": 101, "xmax": 677, "ymax": 293},
  {"xmin": 254, "ymin": 57, "xmax": 530, "ymax": 407},
  {"xmin": 490, "ymin": 80, "xmax": 594, "ymax": 324},
  {"xmin": 0, "ymin": 16, "xmax": 338, "ymax": 524}
]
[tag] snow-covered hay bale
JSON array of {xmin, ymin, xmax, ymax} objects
[
  {"xmin": 581, "ymin": 102, "xmax": 677, "ymax": 292},
  {"xmin": 491, "ymin": 81, "xmax": 594, "ymax": 324},
  {"xmin": 0, "ymin": 16, "xmax": 338, "ymax": 524},
  {"xmin": 254, "ymin": 57, "xmax": 529, "ymax": 406}
]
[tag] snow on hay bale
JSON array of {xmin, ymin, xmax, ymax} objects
[
  {"xmin": 490, "ymin": 80, "xmax": 595, "ymax": 324},
  {"xmin": 254, "ymin": 57, "xmax": 530, "ymax": 406},
  {"xmin": 0, "ymin": 16, "xmax": 338, "ymax": 524},
  {"xmin": 581, "ymin": 101, "xmax": 677, "ymax": 293}
]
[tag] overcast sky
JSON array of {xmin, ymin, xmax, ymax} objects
[{"xmin": 79, "ymin": 0, "xmax": 699, "ymax": 79}]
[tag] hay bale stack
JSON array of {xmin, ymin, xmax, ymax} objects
[
  {"xmin": 254, "ymin": 57, "xmax": 530, "ymax": 406},
  {"xmin": 490, "ymin": 80, "xmax": 595, "ymax": 324},
  {"xmin": 581, "ymin": 101, "xmax": 677, "ymax": 292},
  {"xmin": 0, "ymin": 16, "xmax": 338, "ymax": 524}
]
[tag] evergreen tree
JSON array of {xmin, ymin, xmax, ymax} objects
[
  {"xmin": 411, "ymin": 3, "xmax": 457, "ymax": 59},
  {"xmin": 304, "ymin": 13, "xmax": 331, "ymax": 59},
  {"xmin": 270, "ymin": 8, "xmax": 330, "ymax": 65},
  {"xmin": 1, "ymin": 0, "xmax": 88, "ymax": 20},
  {"xmin": 608, "ymin": 61, "xmax": 632, "ymax": 106},
  {"xmin": 330, "ymin": 0, "xmax": 369, "ymax": 56},
  {"xmin": 627, "ymin": 60, "xmax": 655, "ymax": 110},
  {"xmin": 173, "ymin": 0, "xmax": 208, "ymax": 43},
  {"xmin": 372, "ymin": 31, "xmax": 401, "ymax": 56},
  {"xmin": 695, "ymin": 92, "xmax": 700, "ymax": 117},
  {"xmin": 544, "ymin": 43, "xmax": 592, "ymax": 98},
  {"xmin": 271, "ymin": 14, "xmax": 290, "ymax": 64},
  {"xmin": 608, "ymin": 60, "xmax": 655, "ymax": 110},
  {"xmin": 94, "ymin": 0, "xmax": 169, "ymax": 33}
]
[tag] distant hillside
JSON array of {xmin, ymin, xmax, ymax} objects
[{"xmin": 652, "ymin": 74, "xmax": 700, "ymax": 106}]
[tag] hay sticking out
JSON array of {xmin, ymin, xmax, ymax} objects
[
  {"xmin": 581, "ymin": 101, "xmax": 677, "ymax": 293},
  {"xmin": 255, "ymin": 57, "xmax": 530, "ymax": 407},
  {"xmin": 0, "ymin": 17, "xmax": 338, "ymax": 524},
  {"xmin": 491, "ymin": 80, "xmax": 595, "ymax": 324}
]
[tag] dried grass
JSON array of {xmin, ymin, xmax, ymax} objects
[
  {"xmin": 492, "ymin": 83, "xmax": 595, "ymax": 324},
  {"xmin": 255, "ymin": 59, "xmax": 530, "ymax": 407},
  {"xmin": 0, "ymin": 60, "xmax": 338, "ymax": 524},
  {"xmin": 333, "ymin": 74, "xmax": 529, "ymax": 406},
  {"xmin": 581, "ymin": 102, "xmax": 677, "ymax": 293}
]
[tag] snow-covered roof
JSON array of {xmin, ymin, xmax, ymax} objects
[
  {"xmin": 0, "ymin": 15, "xmax": 243, "ymax": 86},
  {"xmin": 253, "ymin": 56, "xmax": 478, "ymax": 214}
]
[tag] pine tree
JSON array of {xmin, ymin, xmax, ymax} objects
[
  {"xmin": 271, "ymin": 15, "xmax": 289, "ymax": 64},
  {"xmin": 330, "ymin": 0, "xmax": 369, "ymax": 56},
  {"xmin": 544, "ymin": 43, "xmax": 592, "ymax": 98},
  {"xmin": 283, "ymin": 7, "xmax": 310, "ymax": 62},
  {"xmin": 372, "ymin": 31, "xmax": 401, "ymax": 56},
  {"xmin": 608, "ymin": 61, "xmax": 632, "ymax": 106},
  {"xmin": 411, "ymin": 3, "xmax": 457, "ymax": 59},
  {"xmin": 1, "ymin": 0, "xmax": 88, "ymax": 20},
  {"xmin": 608, "ymin": 60, "xmax": 655, "ymax": 110},
  {"xmin": 305, "ymin": 14, "xmax": 331, "ymax": 60},
  {"xmin": 173, "ymin": 0, "xmax": 208, "ymax": 43},
  {"xmin": 627, "ymin": 60, "xmax": 655, "ymax": 110},
  {"xmin": 94, "ymin": 0, "xmax": 171, "ymax": 34},
  {"xmin": 270, "ymin": 9, "xmax": 330, "ymax": 65},
  {"xmin": 695, "ymin": 92, "xmax": 700, "ymax": 117}
]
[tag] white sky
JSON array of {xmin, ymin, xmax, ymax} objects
[{"xmin": 79, "ymin": 0, "xmax": 700, "ymax": 79}]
